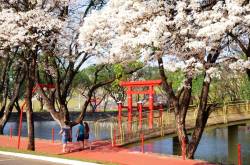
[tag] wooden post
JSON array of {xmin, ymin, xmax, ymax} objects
[
  {"xmin": 161, "ymin": 112, "xmax": 164, "ymax": 136},
  {"xmin": 118, "ymin": 101, "xmax": 122, "ymax": 127},
  {"xmin": 223, "ymin": 103, "xmax": 227, "ymax": 124},
  {"xmin": 111, "ymin": 124, "xmax": 113, "ymax": 146},
  {"xmin": 159, "ymin": 103, "xmax": 163, "ymax": 126},
  {"xmin": 246, "ymin": 100, "xmax": 249, "ymax": 112}
]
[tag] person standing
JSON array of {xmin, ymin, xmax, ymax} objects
[
  {"xmin": 59, "ymin": 121, "xmax": 71, "ymax": 153},
  {"xmin": 76, "ymin": 122, "xmax": 85, "ymax": 150},
  {"xmin": 84, "ymin": 122, "xmax": 90, "ymax": 148}
]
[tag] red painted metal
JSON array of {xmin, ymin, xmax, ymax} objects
[
  {"xmin": 149, "ymin": 86, "xmax": 154, "ymax": 129},
  {"xmin": 17, "ymin": 101, "xmax": 27, "ymax": 149},
  {"xmin": 37, "ymin": 84, "xmax": 55, "ymax": 89},
  {"xmin": 120, "ymin": 80, "xmax": 162, "ymax": 86},
  {"xmin": 138, "ymin": 102, "xmax": 143, "ymax": 129},
  {"xmin": 127, "ymin": 87, "xmax": 132, "ymax": 132},
  {"xmin": 52, "ymin": 128, "xmax": 55, "ymax": 143},
  {"xmin": 119, "ymin": 80, "xmax": 162, "ymax": 131},
  {"xmin": 127, "ymin": 90, "xmax": 153, "ymax": 95},
  {"xmin": 238, "ymin": 144, "xmax": 242, "ymax": 165},
  {"xmin": 182, "ymin": 137, "xmax": 186, "ymax": 160},
  {"xmin": 141, "ymin": 133, "xmax": 144, "ymax": 153},
  {"xmin": 122, "ymin": 105, "xmax": 162, "ymax": 110}
]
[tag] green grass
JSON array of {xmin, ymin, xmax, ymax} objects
[{"xmin": 0, "ymin": 147, "xmax": 118, "ymax": 165}]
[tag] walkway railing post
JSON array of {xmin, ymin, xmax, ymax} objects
[
  {"xmin": 17, "ymin": 101, "xmax": 27, "ymax": 149},
  {"xmin": 113, "ymin": 128, "xmax": 116, "ymax": 147},
  {"xmin": 246, "ymin": 100, "xmax": 249, "ymax": 112},
  {"xmin": 141, "ymin": 133, "xmax": 144, "ymax": 153},
  {"xmin": 110, "ymin": 124, "xmax": 113, "ymax": 146},
  {"xmin": 223, "ymin": 102, "xmax": 228, "ymax": 124},
  {"xmin": 52, "ymin": 128, "xmax": 54, "ymax": 143},
  {"xmin": 182, "ymin": 137, "xmax": 186, "ymax": 160},
  {"xmin": 159, "ymin": 103, "xmax": 163, "ymax": 126},
  {"xmin": 238, "ymin": 144, "xmax": 242, "ymax": 165},
  {"xmin": 118, "ymin": 101, "xmax": 122, "ymax": 126}
]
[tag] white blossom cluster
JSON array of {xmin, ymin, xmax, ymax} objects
[
  {"xmin": 163, "ymin": 57, "xmax": 203, "ymax": 77},
  {"xmin": 0, "ymin": 0, "xmax": 69, "ymax": 10},
  {"xmin": 229, "ymin": 59, "xmax": 250, "ymax": 72},
  {"xmin": 204, "ymin": 67, "xmax": 222, "ymax": 83},
  {"xmin": 79, "ymin": 0, "xmax": 169, "ymax": 63},
  {"xmin": 0, "ymin": 8, "xmax": 64, "ymax": 50},
  {"xmin": 78, "ymin": 0, "xmax": 250, "ymax": 83},
  {"xmin": 194, "ymin": 0, "xmax": 250, "ymax": 49}
]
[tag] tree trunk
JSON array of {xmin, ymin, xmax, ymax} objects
[
  {"xmin": 26, "ymin": 93, "xmax": 35, "ymax": 151},
  {"xmin": 103, "ymin": 99, "xmax": 108, "ymax": 112},
  {"xmin": 25, "ymin": 74, "xmax": 35, "ymax": 151},
  {"xmin": 247, "ymin": 68, "xmax": 250, "ymax": 79},
  {"xmin": 0, "ymin": 124, "xmax": 3, "ymax": 134},
  {"xmin": 25, "ymin": 56, "xmax": 36, "ymax": 151},
  {"xmin": 175, "ymin": 113, "xmax": 189, "ymax": 146},
  {"xmin": 187, "ymin": 76, "xmax": 211, "ymax": 159},
  {"xmin": 186, "ymin": 109, "xmax": 209, "ymax": 159}
]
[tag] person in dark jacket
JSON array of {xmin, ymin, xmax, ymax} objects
[{"xmin": 84, "ymin": 122, "xmax": 90, "ymax": 148}]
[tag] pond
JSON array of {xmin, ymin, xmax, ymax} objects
[{"xmin": 3, "ymin": 121, "xmax": 250, "ymax": 165}]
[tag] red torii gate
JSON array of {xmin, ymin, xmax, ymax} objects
[{"xmin": 119, "ymin": 80, "xmax": 162, "ymax": 129}]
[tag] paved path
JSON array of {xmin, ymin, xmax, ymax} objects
[
  {"xmin": 0, "ymin": 135, "xmax": 213, "ymax": 165},
  {"xmin": 0, "ymin": 151, "xmax": 100, "ymax": 165},
  {"xmin": 0, "ymin": 154, "xmax": 63, "ymax": 165}
]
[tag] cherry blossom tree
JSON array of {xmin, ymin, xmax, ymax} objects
[
  {"xmin": 0, "ymin": 0, "xmax": 66, "ymax": 151},
  {"xmin": 33, "ymin": 0, "xmax": 112, "ymax": 128},
  {"xmin": 78, "ymin": 0, "xmax": 250, "ymax": 158},
  {"xmin": 35, "ymin": 0, "xmax": 141, "ymax": 130}
]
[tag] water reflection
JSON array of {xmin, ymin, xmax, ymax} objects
[
  {"xmin": 129, "ymin": 126, "xmax": 250, "ymax": 165},
  {"xmin": 3, "ymin": 121, "xmax": 112, "ymax": 142}
]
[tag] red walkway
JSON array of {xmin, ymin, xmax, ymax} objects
[{"xmin": 0, "ymin": 135, "xmax": 213, "ymax": 165}]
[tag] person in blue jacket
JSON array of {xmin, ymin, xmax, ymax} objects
[{"xmin": 76, "ymin": 122, "xmax": 85, "ymax": 150}]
